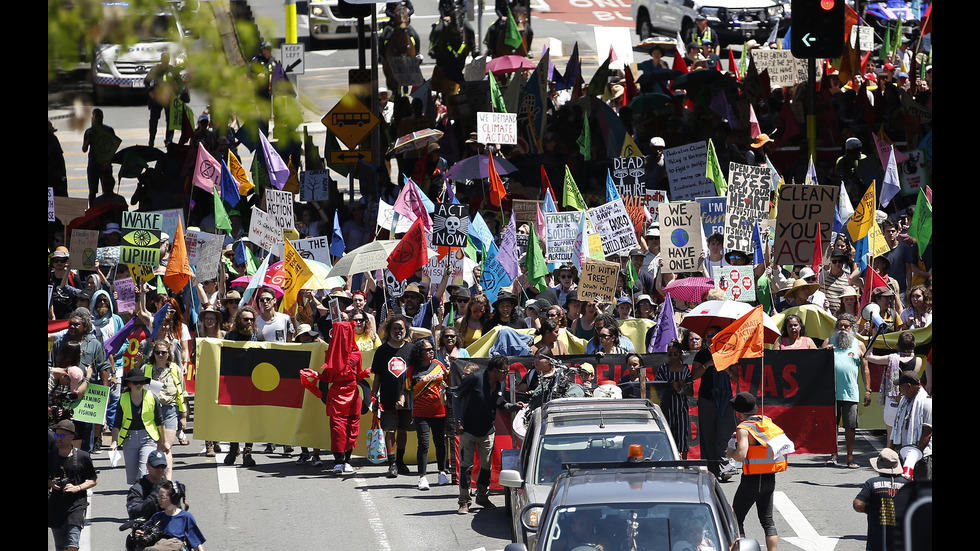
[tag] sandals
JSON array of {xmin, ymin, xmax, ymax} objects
[
  {"xmin": 825, "ymin": 456, "xmax": 838, "ymax": 465},
  {"xmin": 847, "ymin": 461, "xmax": 860, "ymax": 469}
]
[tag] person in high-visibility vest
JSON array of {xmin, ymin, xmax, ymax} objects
[
  {"xmin": 110, "ymin": 370, "xmax": 167, "ymax": 486},
  {"xmin": 727, "ymin": 392, "xmax": 795, "ymax": 551}
]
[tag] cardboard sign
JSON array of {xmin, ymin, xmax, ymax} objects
[
  {"xmin": 53, "ymin": 197, "xmax": 88, "ymax": 226},
  {"xmin": 114, "ymin": 276, "xmax": 136, "ymax": 314},
  {"xmin": 612, "ymin": 156, "xmax": 646, "ymax": 197},
  {"xmin": 750, "ymin": 49, "xmax": 817, "ymax": 88},
  {"xmin": 477, "ymin": 112, "xmax": 518, "ymax": 145},
  {"xmin": 899, "ymin": 149, "xmax": 927, "ymax": 195},
  {"xmin": 724, "ymin": 163, "xmax": 771, "ymax": 253},
  {"xmin": 120, "ymin": 211, "xmax": 164, "ymax": 267},
  {"xmin": 195, "ymin": 234, "xmax": 226, "ymax": 282},
  {"xmin": 773, "ymin": 184, "xmax": 839, "ymax": 265},
  {"xmin": 249, "ymin": 206, "xmax": 283, "ymax": 254},
  {"xmin": 644, "ymin": 190, "xmax": 668, "ymax": 226},
  {"xmin": 663, "ymin": 142, "xmax": 715, "ymax": 200},
  {"xmin": 544, "ymin": 211, "xmax": 584, "ymax": 263},
  {"xmin": 388, "ymin": 55, "xmax": 425, "ymax": 87},
  {"xmin": 512, "ymin": 200, "xmax": 542, "ymax": 225},
  {"xmin": 713, "ymin": 266, "xmax": 756, "ymax": 302},
  {"xmin": 265, "ymin": 189, "xmax": 296, "ymax": 230},
  {"xmin": 432, "ymin": 203, "xmax": 469, "ymax": 248},
  {"xmin": 72, "ymin": 383, "xmax": 109, "ymax": 426},
  {"xmin": 299, "ymin": 169, "xmax": 332, "ymax": 202},
  {"xmin": 659, "ymin": 201, "xmax": 703, "ymax": 274},
  {"xmin": 69, "ymin": 229, "xmax": 100, "ymax": 271},
  {"xmin": 578, "ymin": 258, "xmax": 620, "ymax": 304},
  {"xmin": 587, "ymin": 198, "xmax": 639, "ymax": 257},
  {"xmin": 289, "ymin": 236, "xmax": 334, "ymax": 266},
  {"xmin": 696, "ymin": 196, "xmax": 727, "ymax": 239}
]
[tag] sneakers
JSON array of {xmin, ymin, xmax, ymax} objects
[
  {"xmin": 213, "ymin": 442, "xmax": 222, "ymax": 454},
  {"xmin": 396, "ymin": 462, "xmax": 411, "ymax": 475},
  {"xmin": 475, "ymin": 496, "xmax": 496, "ymax": 510},
  {"xmin": 242, "ymin": 453, "xmax": 256, "ymax": 468},
  {"xmin": 418, "ymin": 477, "xmax": 430, "ymax": 491},
  {"xmin": 283, "ymin": 446, "xmax": 294, "ymax": 456},
  {"xmin": 457, "ymin": 503, "xmax": 470, "ymax": 515},
  {"xmin": 387, "ymin": 463, "xmax": 399, "ymax": 478},
  {"xmin": 334, "ymin": 463, "xmax": 345, "ymax": 475},
  {"xmin": 342, "ymin": 463, "xmax": 355, "ymax": 475},
  {"xmin": 296, "ymin": 451, "xmax": 310, "ymax": 465},
  {"xmin": 438, "ymin": 471, "xmax": 450, "ymax": 486},
  {"xmin": 312, "ymin": 456, "xmax": 324, "ymax": 468}
]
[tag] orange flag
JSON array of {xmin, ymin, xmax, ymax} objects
[
  {"xmin": 710, "ymin": 305, "xmax": 765, "ymax": 372},
  {"xmin": 163, "ymin": 219, "xmax": 194, "ymax": 293},
  {"xmin": 488, "ymin": 151, "xmax": 507, "ymax": 207}
]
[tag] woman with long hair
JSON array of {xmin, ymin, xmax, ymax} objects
[
  {"xmin": 196, "ymin": 305, "xmax": 224, "ymax": 339},
  {"xmin": 596, "ymin": 323, "xmax": 628, "ymax": 355},
  {"xmin": 900, "ymin": 285, "xmax": 932, "ymax": 329},
  {"xmin": 110, "ymin": 370, "xmax": 165, "ymax": 485},
  {"xmin": 570, "ymin": 299, "xmax": 599, "ymax": 342},
  {"xmin": 143, "ymin": 480, "xmax": 206, "ymax": 550},
  {"xmin": 773, "ymin": 314, "xmax": 817, "ymax": 350},
  {"xmin": 530, "ymin": 319, "xmax": 569, "ymax": 357},
  {"xmin": 436, "ymin": 328, "xmax": 470, "ymax": 386},
  {"xmin": 406, "ymin": 339, "xmax": 450, "ymax": 491},
  {"xmin": 834, "ymin": 286, "xmax": 861, "ymax": 319},
  {"xmin": 655, "ymin": 341, "xmax": 693, "ymax": 458},
  {"xmin": 456, "ymin": 294, "xmax": 491, "ymax": 348},
  {"xmin": 141, "ymin": 339, "xmax": 189, "ymax": 478},
  {"xmin": 482, "ymin": 292, "xmax": 527, "ymax": 332},
  {"xmin": 351, "ymin": 308, "xmax": 382, "ymax": 351},
  {"xmin": 618, "ymin": 353, "xmax": 645, "ymax": 398}
]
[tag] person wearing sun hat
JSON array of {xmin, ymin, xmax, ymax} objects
[{"xmin": 853, "ymin": 447, "xmax": 909, "ymax": 551}]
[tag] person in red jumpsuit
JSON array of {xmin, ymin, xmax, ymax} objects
[{"xmin": 300, "ymin": 321, "xmax": 372, "ymax": 475}]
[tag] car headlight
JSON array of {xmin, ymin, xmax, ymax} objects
[
  {"xmin": 767, "ymin": 5, "xmax": 783, "ymax": 17},
  {"xmin": 173, "ymin": 52, "xmax": 187, "ymax": 66},
  {"xmin": 311, "ymin": 5, "xmax": 324, "ymax": 16}
]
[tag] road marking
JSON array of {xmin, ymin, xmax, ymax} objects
[
  {"xmin": 215, "ymin": 452, "xmax": 241, "ymax": 494},
  {"xmin": 355, "ymin": 474, "xmax": 391, "ymax": 551},
  {"xmin": 80, "ymin": 488, "xmax": 93, "ymax": 551},
  {"xmin": 775, "ymin": 491, "xmax": 840, "ymax": 551}
]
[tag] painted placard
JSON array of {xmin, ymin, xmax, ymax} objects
[
  {"xmin": 713, "ymin": 265, "xmax": 756, "ymax": 302},
  {"xmin": 71, "ymin": 383, "xmax": 109, "ymax": 426},
  {"xmin": 195, "ymin": 233, "xmax": 226, "ymax": 282},
  {"xmin": 658, "ymin": 201, "xmax": 703, "ymax": 274},
  {"xmin": 299, "ymin": 169, "xmax": 332, "ymax": 202},
  {"xmin": 663, "ymin": 141, "xmax": 715, "ymax": 200},
  {"xmin": 511, "ymin": 199, "xmax": 542, "ymax": 225},
  {"xmin": 644, "ymin": 190, "xmax": 668, "ymax": 226},
  {"xmin": 432, "ymin": 203, "xmax": 470, "ymax": 248},
  {"xmin": 899, "ymin": 149, "xmax": 927, "ymax": 195},
  {"xmin": 773, "ymin": 184, "xmax": 839, "ymax": 266},
  {"xmin": 696, "ymin": 196, "xmax": 727, "ymax": 239},
  {"xmin": 477, "ymin": 112, "xmax": 518, "ymax": 145},
  {"xmin": 587, "ymin": 198, "xmax": 639, "ymax": 257},
  {"xmin": 120, "ymin": 211, "xmax": 163, "ymax": 267},
  {"xmin": 113, "ymin": 276, "xmax": 136, "ymax": 314},
  {"xmin": 423, "ymin": 247, "xmax": 467, "ymax": 287},
  {"xmin": 265, "ymin": 189, "xmax": 296, "ymax": 230},
  {"xmin": 724, "ymin": 163, "xmax": 771, "ymax": 253},
  {"xmin": 249, "ymin": 206, "xmax": 284, "ymax": 253},
  {"xmin": 612, "ymin": 156, "xmax": 646, "ymax": 197},
  {"xmin": 578, "ymin": 258, "xmax": 620, "ymax": 304},
  {"xmin": 154, "ymin": 209, "xmax": 185, "ymax": 242},
  {"xmin": 69, "ymin": 229, "xmax": 100, "ymax": 271},
  {"xmin": 544, "ymin": 210, "xmax": 583, "ymax": 263}
]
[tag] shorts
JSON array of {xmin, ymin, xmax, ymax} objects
[
  {"xmin": 161, "ymin": 404, "xmax": 179, "ymax": 431},
  {"xmin": 836, "ymin": 400, "xmax": 859, "ymax": 429},
  {"xmin": 380, "ymin": 408, "xmax": 414, "ymax": 432},
  {"xmin": 51, "ymin": 524, "xmax": 82, "ymax": 550},
  {"xmin": 883, "ymin": 399, "xmax": 900, "ymax": 428}
]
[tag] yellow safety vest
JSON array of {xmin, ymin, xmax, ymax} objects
[
  {"xmin": 118, "ymin": 390, "xmax": 161, "ymax": 445},
  {"xmin": 738, "ymin": 416, "xmax": 789, "ymax": 475},
  {"xmin": 144, "ymin": 363, "xmax": 186, "ymax": 414}
]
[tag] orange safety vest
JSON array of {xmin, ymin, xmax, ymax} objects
[{"xmin": 738, "ymin": 416, "xmax": 789, "ymax": 475}]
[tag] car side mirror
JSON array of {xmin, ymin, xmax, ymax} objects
[
  {"xmin": 734, "ymin": 538, "xmax": 763, "ymax": 551},
  {"xmin": 498, "ymin": 469, "xmax": 524, "ymax": 488}
]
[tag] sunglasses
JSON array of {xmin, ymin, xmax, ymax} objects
[
  {"xmin": 154, "ymin": 350, "xmax": 169, "ymax": 355},
  {"xmin": 423, "ymin": 348, "xmax": 435, "ymax": 352},
  {"xmin": 599, "ymin": 333, "xmax": 613, "ymax": 339},
  {"xmin": 259, "ymin": 297, "xmax": 274, "ymax": 303},
  {"xmin": 443, "ymin": 334, "xmax": 457, "ymax": 339},
  {"xmin": 241, "ymin": 317, "xmax": 255, "ymax": 322},
  {"xmin": 52, "ymin": 258, "xmax": 67, "ymax": 263}
]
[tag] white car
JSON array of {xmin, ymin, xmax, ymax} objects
[
  {"xmin": 308, "ymin": 0, "xmax": 388, "ymax": 47},
  {"xmin": 631, "ymin": 0, "xmax": 787, "ymax": 47}
]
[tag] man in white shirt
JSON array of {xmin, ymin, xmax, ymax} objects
[{"xmin": 256, "ymin": 287, "xmax": 295, "ymax": 343}]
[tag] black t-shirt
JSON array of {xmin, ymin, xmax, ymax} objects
[
  {"xmin": 855, "ymin": 475, "xmax": 909, "ymax": 551},
  {"xmin": 48, "ymin": 449, "xmax": 98, "ymax": 528},
  {"xmin": 694, "ymin": 347, "xmax": 732, "ymax": 400},
  {"xmin": 453, "ymin": 369, "xmax": 517, "ymax": 437},
  {"xmin": 372, "ymin": 342, "xmax": 413, "ymax": 411}
]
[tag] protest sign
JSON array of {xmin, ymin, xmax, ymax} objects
[
  {"xmin": 329, "ymin": 298, "xmax": 342, "ymax": 321},
  {"xmin": 612, "ymin": 156, "xmax": 646, "ymax": 197},
  {"xmin": 644, "ymin": 190, "xmax": 668, "ymax": 225},
  {"xmin": 433, "ymin": 203, "xmax": 469, "ymax": 248},
  {"xmin": 114, "ymin": 276, "xmax": 136, "ymax": 313},
  {"xmin": 155, "ymin": 209, "xmax": 185, "ymax": 242},
  {"xmin": 587, "ymin": 198, "xmax": 639, "ymax": 257},
  {"xmin": 696, "ymin": 196, "xmax": 727, "ymax": 239},
  {"xmin": 383, "ymin": 268, "xmax": 408, "ymax": 298},
  {"xmin": 53, "ymin": 197, "xmax": 88, "ymax": 226},
  {"xmin": 724, "ymin": 163, "xmax": 771, "ymax": 253},
  {"xmin": 48, "ymin": 188, "xmax": 55, "ymax": 222},
  {"xmin": 659, "ymin": 202, "xmax": 703, "ymax": 274},
  {"xmin": 423, "ymin": 248, "xmax": 468, "ymax": 287},
  {"xmin": 477, "ymin": 111, "xmax": 518, "ymax": 145},
  {"xmin": 773, "ymin": 184, "xmax": 839, "ymax": 265},
  {"xmin": 265, "ymin": 189, "xmax": 296, "ymax": 230},
  {"xmin": 713, "ymin": 265, "xmax": 756, "ymax": 302},
  {"xmin": 622, "ymin": 195, "xmax": 647, "ymax": 234},
  {"xmin": 544, "ymin": 211, "xmax": 583, "ymax": 263},
  {"xmin": 69, "ymin": 229, "xmax": 100, "ymax": 271},
  {"xmin": 186, "ymin": 230, "xmax": 221, "ymax": 267},
  {"xmin": 899, "ymin": 149, "xmax": 927, "ymax": 195},
  {"xmin": 249, "ymin": 206, "xmax": 283, "ymax": 253},
  {"xmin": 388, "ymin": 56, "xmax": 424, "ymax": 86},
  {"xmin": 578, "ymin": 258, "xmax": 620, "ymax": 304},
  {"xmin": 195, "ymin": 233, "xmax": 226, "ymax": 282},
  {"xmin": 120, "ymin": 211, "xmax": 163, "ymax": 267},
  {"xmin": 512, "ymin": 200, "xmax": 542, "ymax": 225},
  {"xmin": 751, "ymin": 49, "xmax": 815, "ymax": 87},
  {"xmin": 299, "ymin": 169, "xmax": 331, "ymax": 202},
  {"xmin": 289, "ymin": 236, "xmax": 333, "ymax": 266},
  {"xmin": 663, "ymin": 141, "xmax": 715, "ymax": 200},
  {"xmin": 72, "ymin": 383, "xmax": 109, "ymax": 426}
]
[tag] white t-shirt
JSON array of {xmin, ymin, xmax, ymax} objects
[{"xmin": 257, "ymin": 312, "xmax": 295, "ymax": 343}]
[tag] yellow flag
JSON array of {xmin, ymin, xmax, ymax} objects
[
  {"xmin": 867, "ymin": 218, "xmax": 890, "ymax": 256},
  {"xmin": 846, "ymin": 181, "xmax": 876, "ymax": 241},
  {"xmin": 281, "ymin": 239, "xmax": 313, "ymax": 313},
  {"xmin": 228, "ymin": 150, "xmax": 255, "ymax": 197},
  {"xmin": 620, "ymin": 134, "xmax": 643, "ymax": 158}
]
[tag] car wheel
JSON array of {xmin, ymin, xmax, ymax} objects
[
  {"xmin": 680, "ymin": 19, "xmax": 693, "ymax": 46},
  {"xmin": 637, "ymin": 11, "xmax": 653, "ymax": 40}
]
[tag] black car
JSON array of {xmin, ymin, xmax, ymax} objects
[{"xmin": 504, "ymin": 462, "xmax": 762, "ymax": 551}]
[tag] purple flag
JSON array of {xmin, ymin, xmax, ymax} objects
[
  {"xmin": 497, "ymin": 212, "xmax": 520, "ymax": 279},
  {"xmin": 104, "ymin": 316, "xmax": 138, "ymax": 358},
  {"xmin": 258, "ymin": 129, "xmax": 290, "ymax": 190},
  {"xmin": 648, "ymin": 296, "xmax": 678, "ymax": 353}
]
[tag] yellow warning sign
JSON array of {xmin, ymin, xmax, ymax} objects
[{"xmin": 322, "ymin": 93, "xmax": 380, "ymax": 149}]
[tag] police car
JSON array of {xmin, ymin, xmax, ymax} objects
[
  {"xmin": 499, "ymin": 399, "xmax": 681, "ymax": 550},
  {"xmin": 503, "ymin": 462, "xmax": 763, "ymax": 551},
  {"xmin": 630, "ymin": 0, "xmax": 787, "ymax": 47}
]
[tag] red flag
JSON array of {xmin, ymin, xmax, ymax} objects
[
  {"xmin": 672, "ymin": 49, "xmax": 689, "ymax": 74},
  {"xmin": 860, "ymin": 50, "xmax": 871, "ymax": 74},
  {"xmin": 488, "ymin": 151, "xmax": 507, "ymax": 207},
  {"xmin": 709, "ymin": 305, "xmax": 765, "ymax": 372},
  {"xmin": 387, "ymin": 216, "xmax": 428, "ymax": 280},
  {"xmin": 163, "ymin": 220, "xmax": 194, "ymax": 293},
  {"xmin": 540, "ymin": 165, "xmax": 556, "ymax": 203},
  {"xmin": 729, "ymin": 47, "xmax": 740, "ymax": 80},
  {"xmin": 811, "ymin": 222, "xmax": 823, "ymax": 274},
  {"xmin": 860, "ymin": 265, "xmax": 890, "ymax": 313},
  {"xmin": 624, "ymin": 65, "xmax": 638, "ymax": 106},
  {"xmin": 920, "ymin": 3, "xmax": 932, "ymax": 35}
]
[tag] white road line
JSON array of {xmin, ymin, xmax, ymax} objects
[
  {"xmin": 80, "ymin": 488, "xmax": 93, "ymax": 551},
  {"xmin": 774, "ymin": 491, "xmax": 840, "ymax": 551},
  {"xmin": 355, "ymin": 474, "xmax": 392, "ymax": 551},
  {"xmin": 215, "ymin": 452, "xmax": 241, "ymax": 494}
]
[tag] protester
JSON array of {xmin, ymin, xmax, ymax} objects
[
  {"xmin": 48, "ymin": 420, "xmax": 99, "ymax": 551},
  {"xmin": 142, "ymin": 480, "xmax": 206, "ymax": 551},
  {"xmin": 655, "ymin": 342, "xmax": 693, "ymax": 457},
  {"xmin": 223, "ymin": 307, "xmax": 259, "ymax": 468},
  {"xmin": 822, "ymin": 313, "xmax": 871, "ymax": 469},
  {"xmin": 140, "ymin": 339, "xmax": 189, "ymax": 479},
  {"xmin": 691, "ymin": 326, "xmax": 738, "ymax": 481},
  {"xmin": 111, "ymin": 369, "xmax": 167, "ymax": 485},
  {"xmin": 371, "ymin": 314, "xmax": 415, "ymax": 478},
  {"xmin": 886, "ymin": 371, "xmax": 932, "ymax": 481},
  {"xmin": 406, "ymin": 339, "xmax": 451, "ymax": 490},
  {"xmin": 900, "ymin": 284, "xmax": 932, "ymax": 329},
  {"xmin": 865, "ymin": 331, "xmax": 921, "ymax": 443},
  {"xmin": 853, "ymin": 447, "xmax": 909, "ymax": 551},
  {"xmin": 772, "ymin": 314, "xmax": 817, "ymax": 350},
  {"xmin": 530, "ymin": 319, "xmax": 568, "ymax": 356}
]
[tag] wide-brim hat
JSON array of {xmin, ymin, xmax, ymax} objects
[
  {"xmin": 222, "ymin": 290, "xmax": 242, "ymax": 303},
  {"xmin": 295, "ymin": 323, "xmax": 320, "ymax": 340},
  {"xmin": 730, "ymin": 391, "xmax": 758, "ymax": 414},
  {"xmin": 750, "ymin": 133, "xmax": 773, "ymax": 149},
  {"xmin": 493, "ymin": 291, "xmax": 520, "ymax": 309},
  {"xmin": 839, "ymin": 285, "xmax": 860, "ymax": 299},
  {"xmin": 200, "ymin": 304, "xmax": 224, "ymax": 323},
  {"xmin": 123, "ymin": 370, "xmax": 152, "ymax": 385},
  {"xmin": 785, "ymin": 278, "xmax": 819, "ymax": 300},
  {"xmin": 870, "ymin": 447, "xmax": 903, "ymax": 475},
  {"xmin": 402, "ymin": 283, "xmax": 426, "ymax": 299},
  {"xmin": 724, "ymin": 250, "xmax": 750, "ymax": 263},
  {"xmin": 329, "ymin": 290, "xmax": 354, "ymax": 307}
]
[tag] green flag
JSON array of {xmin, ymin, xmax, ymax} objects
[
  {"xmin": 577, "ymin": 112, "xmax": 591, "ymax": 161},
  {"xmin": 706, "ymin": 138, "xmax": 728, "ymax": 196},
  {"xmin": 562, "ymin": 165, "xmax": 588, "ymax": 210},
  {"xmin": 892, "ymin": 19, "xmax": 903, "ymax": 62},
  {"xmin": 244, "ymin": 243, "xmax": 258, "ymax": 276},
  {"xmin": 587, "ymin": 51, "xmax": 612, "ymax": 97},
  {"xmin": 214, "ymin": 187, "xmax": 232, "ymax": 233},
  {"xmin": 489, "ymin": 71, "xmax": 507, "ymax": 113},
  {"xmin": 907, "ymin": 189, "xmax": 932, "ymax": 257},
  {"xmin": 504, "ymin": 6, "xmax": 523, "ymax": 49},
  {"xmin": 738, "ymin": 42, "xmax": 749, "ymax": 77},
  {"xmin": 626, "ymin": 260, "xmax": 638, "ymax": 289},
  {"xmin": 880, "ymin": 23, "xmax": 892, "ymax": 58},
  {"xmin": 527, "ymin": 222, "xmax": 549, "ymax": 292}
]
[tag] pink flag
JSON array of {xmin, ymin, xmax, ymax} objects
[
  {"xmin": 535, "ymin": 202, "xmax": 547, "ymax": 245},
  {"xmin": 497, "ymin": 213, "xmax": 520, "ymax": 279},
  {"xmin": 192, "ymin": 143, "xmax": 220, "ymax": 193},
  {"xmin": 749, "ymin": 104, "xmax": 761, "ymax": 139},
  {"xmin": 393, "ymin": 177, "xmax": 432, "ymax": 231}
]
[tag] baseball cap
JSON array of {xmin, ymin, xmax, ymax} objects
[
  {"xmin": 650, "ymin": 137, "xmax": 665, "ymax": 148},
  {"xmin": 147, "ymin": 450, "xmax": 168, "ymax": 467}
]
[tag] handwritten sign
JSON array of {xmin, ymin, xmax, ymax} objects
[
  {"xmin": 579, "ymin": 258, "xmax": 620, "ymax": 304},
  {"xmin": 663, "ymin": 141, "xmax": 715, "ymax": 200},
  {"xmin": 114, "ymin": 276, "xmax": 136, "ymax": 314},
  {"xmin": 265, "ymin": 189, "xmax": 296, "ymax": 230},
  {"xmin": 724, "ymin": 163, "xmax": 771, "ymax": 253},
  {"xmin": 773, "ymin": 184, "xmax": 839, "ymax": 265},
  {"xmin": 433, "ymin": 203, "xmax": 469, "ymax": 248},
  {"xmin": 544, "ymin": 211, "xmax": 583, "ymax": 263},
  {"xmin": 659, "ymin": 201, "xmax": 703, "ymax": 274},
  {"xmin": 477, "ymin": 112, "xmax": 518, "ymax": 145},
  {"xmin": 120, "ymin": 211, "xmax": 163, "ymax": 267},
  {"xmin": 299, "ymin": 169, "xmax": 332, "ymax": 202},
  {"xmin": 69, "ymin": 229, "xmax": 100, "ymax": 271},
  {"xmin": 751, "ymin": 49, "xmax": 820, "ymax": 87},
  {"xmin": 48, "ymin": 188, "xmax": 55, "ymax": 222},
  {"xmin": 612, "ymin": 156, "xmax": 646, "ymax": 197},
  {"xmin": 289, "ymin": 236, "xmax": 333, "ymax": 266},
  {"xmin": 53, "ymin": 197, "xmax": 88, "ymax": 226},
  {"xmin": 195, "ymin": 233, "xmax": 226, "ymax": 282},
  {"xmin": 587, "ymin": 198, "xmax": 639, "ymax": 257},
  {"xmin": 696, "ymin": 196, "xmax": 727, "ymax": 239},
  {"xmin": 249, "ymin": 206, "xmax": 283, "ymax": 253}
]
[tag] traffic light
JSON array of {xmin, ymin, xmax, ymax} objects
[
  {"xmin": 790, "ymin": 0, "xmax": 846, "ymax": 59},
  {"xmin": 336, "ymin": 0, "xmax": 372, "ymax": 19}
]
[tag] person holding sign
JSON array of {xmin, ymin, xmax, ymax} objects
[
  {"xmin": 140, "ymin": 340, "xmax": 189, "ymax": 480},
  {"xmin": 110, "ymin": 370, "xmax": 167, "ymax": 485}
]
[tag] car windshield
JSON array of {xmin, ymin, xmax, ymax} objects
[
  {"xmin": 534, "ymin": 432, "xmax": 674, "ymax": 484},
  {"xmin": 541, "ymin": 503, "xmax": 721, "ymax": 551},
  {"xmin": 138, "ymin": 14, "xmax": 180, "ymax": 42}
]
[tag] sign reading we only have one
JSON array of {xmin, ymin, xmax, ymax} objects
[
  {"xmin": 773, "ymin": 184, "xmax": 839, "ymax": 266},
  {"xmin": 658, "ymin": 201, "xmax": 703, "ymax": 274}
]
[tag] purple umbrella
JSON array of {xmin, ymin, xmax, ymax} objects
[{"xmin": 445, "ymin": 154, "xmax": 519, "ymax": 181}]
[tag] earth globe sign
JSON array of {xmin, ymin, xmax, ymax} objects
[{"xmin": 670, "ymin": 228, "xmax": 689, "ymax": 247}]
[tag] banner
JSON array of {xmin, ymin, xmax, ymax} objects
[
  {"xmin": 658, "ymin": 201, "xmax": 703, "ymax": 274},
  {"xmin": 773, "ymin": 184, "xmax": 839, "ymax": 265},
  {"xmin": 544, "ymin": 211, "xmax": 584, "ymax": 263},
  {"xmin": 663, "ymin": 141, "xmax": 715, "ymax": 200},
  {"xmin": 432, "ymin": 203, "xmax": 470, "ymax": 248},
  {"xmin": 713, "ymin": 265, "xmax": 756, "ymax": 302},
  {"xmin": 299, "ymin": 169, "xmax": 332, "ymax": 202},
  {"xmin": 69, "ymin": 229, "xmax": 100, "ymax": 271},
  {"xmin": 578, "ymin": 258, "xmax": 620, "ymax": 303},
  {"xmin": 724, "ymin": 163, "xmax": 771, "ymax": 253},
  {"xmin": 265, "ymin": 189, "xmax": 296, "ymax": 231},
  {"xmin": 611, "ymin": 156, "xmax": 646, "ymax": 197},
  {"xmin": 587, "ymin": 198, "xmax": 639, "ymax": 257},
  {"xmin": 120, "ymin": 211, "xmax": 164, "ymax": 267}
]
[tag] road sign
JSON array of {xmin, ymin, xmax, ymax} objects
[
  {"xmin": 280, "ymin": 43, "xmax": 305, "ymax": 75},
  {"xmin": 791, "ymin": 0, "xmax": 845, "ymax": 59},
  {"xmin": 329, "ymin": 149, "xmax": 374, "ymax": 165},
  {"xmin": 322, "ymin": 93, "xmax": 380, "ymax": 149}
]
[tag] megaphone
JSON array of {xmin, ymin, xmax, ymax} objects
[{"xmin": 861, "ymin": 303, "xmax": 890, "ymax": 331}]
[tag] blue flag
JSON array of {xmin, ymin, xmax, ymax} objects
[
  {"xmin": 331, "ymin": 210, "xmax": 346, "ymax": 257},
  {"xmin": 148, "ymin": 303, "xmax": 171, "ymax": 341},
  {"xmin": 605, "ymin": 169, "xmax": 621, "ymax": 202},
  {"xmin": 219, "ymin": 159, "xmax": 240, "ymax": 207},
  {"xmin": 469, "ymin": 211, "xmax": 494, "ymax": 251},
  {"xmin": 752, "ymin": 221, "xmax": 765, "ymax": 265}
]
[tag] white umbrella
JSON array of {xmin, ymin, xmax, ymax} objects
[
  {"xmin": 327, "ymin": 240, "xmax": 439, "ymax": 279},
  {"xmin": 680, "ymin": 300, "xmax": 780, "ymax": 343}
]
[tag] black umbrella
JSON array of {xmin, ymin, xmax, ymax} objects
[
  {"xmin": 671, "ymin": 68, "xmax": 725, "ymax": 95},
  {"xmin": 112, "ymin": 145, "xmax": 168, "ymax": 179}
]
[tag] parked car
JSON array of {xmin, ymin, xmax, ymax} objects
[
  {"xmin": 857, "ymin": 0, "xmax": 928, "ymax": 42},
  {"xmin": 503, "ymin": 462, "xmax": 763, "ymax": 551},
  {"xmin": 498, "ymin": 398, "xmax": 681, "ymax": 550},
  {"xmin": 308, "ymin": 0, "xmax": 388, "ymax": 47},
  {"xmin": 630, "ymin": 0, "xmax": 787, "ymax": 47}
]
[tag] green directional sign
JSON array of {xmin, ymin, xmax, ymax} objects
[{"xmin": 791, "ymin": 0, "xmax": 845, "ymax": 59}]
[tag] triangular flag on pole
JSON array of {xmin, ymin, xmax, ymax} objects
[
  {"xmin": 227, "ymin": 150, "xmax": 255, "ymax": 197},
  {"xmin": 258, "ymin": 129, "xmax": 290, "ymax": 190},
  {"xmin": 162, "ymin": 220, "xmax": 193, "ymax": 293},
  {"xmin": 648, "ymin": 295, "xmax": 678, "ymax": 353},
  {"xmin": 192, "ymin": 143, "xmax": 220, "ymax": 193},
  {"xmin": 710, "ymin": 305, "xmax": 765, "ymax": 371},
  {"xmin": 562, "ymin": 165, "xmax": 588, "ymax": 211},
  {"xmin": 488, "ymin": 150, "xmax": 507, "ymax": 207}
]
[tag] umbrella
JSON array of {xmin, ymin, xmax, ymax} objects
[
  {"xmin": 327, "ymin": 240, "xmax": 439, "ymax": 278},
  {"xmin": 671, "ymin": 68, "xmax": 724, "ymax": 95},
  {"xmin": 635, "ymin": 37, "xmax": 676, "ymax": 54},
  {"xmin": 300, "ymin": 259, "xmax": 347, "ymax": 290},
  {"xmin": 770, "ymin": 304, "xmax": 839, "ymax": 342},
  {"xmin": 111, "ymin": 145, "xmax": 167, "ymax": 165},
  {"xmin": 486, "ymin": 55, "xmax": 537, "ymax": 75},
  {"xmin": 680, "ymin": 299, "xmax": 780, "ymax": 343},
  {"xmin": 228, "ymin": 275, "xmax": 286, "ymax": 297},
  {"xmin": 627, "ymin": 92, "xmax": 673, "ymax": 114},
  {"xmin": 445, "ymin": 154, "xmax": 519, "ymax": 181},
  {"xmin": 387, "ymin": 129, "xmax": 443, "ymax": 156},
  {"xmin": 663, "ymin": 277, "xmax": 717, "ymax": 303}
]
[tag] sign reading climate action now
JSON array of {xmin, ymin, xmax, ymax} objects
[
  {"xmin": 477, "ymin": 111, "xmax": 517, "ymax": 145},
  {"xmin": 120, "ymin": 211, "xmax": 163, "ymax": 267}
]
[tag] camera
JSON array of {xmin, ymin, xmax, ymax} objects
[
  {"xmin": 51, "ymin": 477, "xmax": 71, "ymax": 490},
  {"xmin": 121, "ymin": 518, "xmax": 166, "ymax": 551}
]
